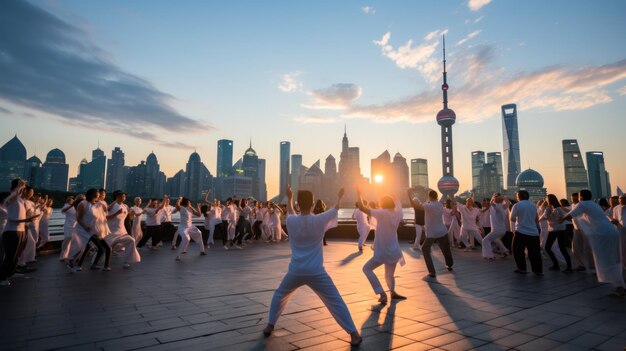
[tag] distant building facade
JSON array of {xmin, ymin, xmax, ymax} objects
[
  {"xmin": 410, "ymin": 158, "xmax": 429, "ymax": 189},
  {"xmin": 0, "ymin": 135, "xmax": 27, "ymax": 191},
  {"xmin": 562, "ymin": 139, "xmax": 589, "ymax": 197},
  {"xmin": 502, "ymin": 104, "xmax": 521, "ymax": 189},
  {"xmin": 586, "ymin": 151, "xmax": 611, "ymax": 200}
]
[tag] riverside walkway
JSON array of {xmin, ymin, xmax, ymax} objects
[{"xmin": 1, "ymin": 239, "xmax": 625, "ymax": 351}]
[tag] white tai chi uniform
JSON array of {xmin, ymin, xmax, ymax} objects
[
  {"xmin": 129, "ymin": 206, "xmax": 143, "ymax": 242},
  {"xmin": 38, "ymin": 207, "xmax": 52, "ymax": 248},
  {"xmin": 177, "ymin": 207, "xmax": 205, "ymax": 256},
  {"xmin": 268, "ymin": 208, "xmax": 357, "ymax": 333},
  {"xmin": 567, "ymin": 201, "xmax": 624, "ymax": 288},
  {"xmin": 570, "ymin": 202, "xmax": 595, "ymax": 270},
  {"xmin": 68, "ymin": 202, "xmax": 101, "ymax": 259},
  {"xmin": 105, "ymin": 203, "xmax": 140, "ymax": 265},
  {"xmin": 613, "ymin": 205, "xmax": 626, "ymax": 272},
  {"xmin": 59, "ymin": 204, "xmax": 77, "ymax": 260},
  {"xmin": 482, "ymin": 200, "xmax": 509, "ymax": 259},
  {"xmin": 20, "ymin": 200, "xmax": 40, "ymax": 264},
  {"xmin": 362, "ymin": 199, "xmax": 405, "ymax": 294},
  {"xmin": 457, "ymin": 204, "xmax": 482, "ymax": 248},
  {"xmin": 222, "ymin": 205, "xmax": 237, "ymax": 241},
  {"xmin": 352, "ymin": 208, "xmax": 370, "ymax": 248},
  {"xmin": 204, "ymin": 207, "xmax": 218, "ymax": 246}
]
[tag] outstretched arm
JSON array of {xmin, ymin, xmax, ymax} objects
[
  {"xmin": 286, "ymin": 185, "xmax": 296, "ymax": 215},
  {"xmin": 333, "ymin": 188, "xmax": 345, "ymax": 211},
  {"xmin": 355, "ymin": 188, "xmax": 371, "ymax": 216},
  {"xmin": 407, "ymin": 189, "xmax": 417, "ymax": 207}
]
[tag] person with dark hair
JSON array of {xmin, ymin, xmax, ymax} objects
[
  {"xmin": 358, "ymin": 189, "xmax": 406, "ymax": 304},
  {"xmin": 0, "ymin": 192, "xmax": 9, "ymax": 261},
  {"xmin": 539, "ymin": 194, "xmax": 572, "ymax": 272},
  {"xmin": 482, "ymin": 193, "xmax": 510, "ymax": 260},
  {"xmin": 263, "ymin": 186, "xmax": 362, "ymax": 346},
  {"xmin": 563, "ymin": 190, "xmax": 624, "ymax": 296},
  {"xmin": 1, "ymin": 180, "xmax": 39, "ymax": 286},
  {"xmin": 174, "ymin": 197, "xmax": 206, "ymax": 261},
  {"xmin": 19, "ymin": 187, "xmax": 42, "ymax": 267},
  {"xmin": 160, "ymin": 196, "xmax": 178, "ymax": 248},
  {"xmin": 352, "ymin": 199, "xmax": 370, "ymax": 251},
  {"xmin": 570, "ymin": 192, "xmax": 595, "ymax": 271},
  {"xmin": 234, "ymin": 198, "xmax": 253, "ymax": 246},
  {"xmin": 407, "ymin": 190, "xmax": 425, "ymax": 252},
  {"xmin": 510, "ymin": 190, "xmax": 542, "ymax": 275},
  {"xmin": 105, "ymin": 191, "xmax": 140, "ymax": 269},
  {"xmin": 456, "ymin": 193, "xmax": 483, "ymax": 252},
  {"xmin": 68, "ymin": 189, "xmax": 112, "ymax": 272},
  {"xmin": 413, "ymin": 191, "xmax": 454, "ymax": 278},
  {"xmin": 138, "ymin": 199, "xmax": 164, "ymax": 250},
  {"xmin": 598, "ymin": 197, "xmax": 610, "ymax": 213},
  {"xmin": 479, "ymin": 198, "xmax": 491, "ymax": 236},
  {"xmin": 222, "ymin": 198, "xmax": 240, "ymax": 249}
]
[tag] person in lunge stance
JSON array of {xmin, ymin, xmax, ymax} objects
[
  {"xmin": 263, "ymin": 186, "xmax": 362, "ymax": 346},
  {"xmin": 357, "ymin": 188, "xmax": 406, "ymax": 304}
]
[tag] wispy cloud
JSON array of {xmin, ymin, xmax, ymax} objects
[
  {"xmin": 0, "ymin": 1, "xmax": 209, "ymax": 148},
  {"xmin": 360, "ymin": 6, "xmax": 376, "ymax": 14},
  {"xmin": 293, "ymin": 115, "xmax": 339, "ymax": 124},
  {"xmin": 619, "ymin": 85, "xmax": 626, "ymax": 95},
  {"xmin": 456, "ymin": 30, "xmax": 482, "ymax": 46},
  {"xmin": 374, "ymin": 30, "xmax": 447, "ymax": 83},
  {"xmin": 346, "ymin": 43, "xmax": 626, "ymax": 123},
  {"xmin": 468, "ymin": 0, "xmax": 492, "ymax": 11},
  {"xmin": 303, "ymin": 83, "xmax": 362, "ymax": 110},
  {"xmin": 0, "ymin": 106, "xmax": 12, "ymax": 114},
  {"xmin": 278, "ymin": 71, "xmax": 303, "ymax": 93}
]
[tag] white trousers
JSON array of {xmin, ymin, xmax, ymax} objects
[
  {"xmin": 460, "ymin": 227, "xmax": 483, "ymax": 247},
  {"xmin": 19, "ymin": 226, "xmax": 38, "ymax": 264},
  {"xmin": 227, "ymin": 222, "xmax": 236, "ymax": 241},
  {"xmin": 413, "ymin": 225, "xmax": 423, "ymax": 249},
  {"xmin": 268, "ymin": 271, "xmax": 357, "ymax": 333},
  {"xmin": 482, "ymin": 230, "xmax": 508, "ymax": 258},
  {"xmin": 106, "ymin": 234, "xmax": 140, "ymax": 264},
  {"xmin": 178, "ymin": 227, "xmax": 205, "ymax": 255},
  {"xmin": 357, "ymin": 224, "xmax": 370, "ymax": 247},
  {"xmin": 572, "ymin": 228, "xmax": 595, "ymax": 270},
  {"xmin": 362, "ymin": 258, "xmax": 397, "ymax": 294},
  {"xmin": 207, "ymin": 226, "xmax": 214, "ymax": 245}
]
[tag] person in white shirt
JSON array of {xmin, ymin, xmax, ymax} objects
[
  {"xmin": 564, "ymin": 190, "xmax": 624, "ymax": 296},
  {"xmin": 37, "ymin": 198, "xmax": 53, "ymax": 249},
  {"xmin": 160, "ymin": 196, "xmax": 177, "ymax": 248},
  {"xmin": 479, "ymin": 198, "xmax": 491, "ymax": 236},
  {"xmin": 59, "ymin": 196, "xmax": 79, "ymax": 261},
  {"xmin": 174, "ymin": 197, "xmax": 206, "ymax": 261},
  {"xmin": 129, "ymin": 197, "xmax": 144, "ymax": 243},
  {"xmin": 482, "ymin": 193, "xmax": 510, "ymax": 260},
  {"xmin": 19, "ymin": 189, "xmax": 41, "ymax": 266},
  {"xmin": 456, "ymin": 194, "xmax": 483, "ymax": 251},
  {"xmin": 357, "ymin": 189, "xmax": 406, "ymax": 304},
  {"xmin": 570, "ymin": 193, "xmax": 595, "ymax": 272},
  {"xmin": 263, "ymin": 186, "xmax": 362, "ymax": 346},
  {"xmin": 223, "ymin": 199, "xmax": 241, "ymax": 250},
  {"xmin": 412, "ymin": 191, "xmax": 454, "ymax": 278},
  {"xmin": 352, "ymin": 201, "xmax": 371, "ymax": 251},
  {"xmin": 105, "ymin": 191, "xmax": 140, "ymax": 268},
  {"xmin": 538, "ymin": 194, "xmax": 572, "ymax": 272},
  {"xmin": 510, "ymin": 190, "xmax": 542, "ymax": 275},
  {"xmin": 137, "ymin": 199, "xmax": 164, "ymax": 250}
]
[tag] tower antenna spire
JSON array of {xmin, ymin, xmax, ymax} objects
[{"xmin": 442, "ymin": 34, "xmax": 449, "ymax": 109}]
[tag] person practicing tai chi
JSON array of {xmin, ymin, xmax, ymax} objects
[
  {"xmin": 482, "ymin": 193, "xmax": 510, "ymax": 260},
  {"xmin": 411, "ymin": 190, "xmax": 454, "ymax": 278},
  {"xmin": 104, "ymin": 191, "xmax": 140, "ymax": 269},
  {"xmin": 352, "ymin": 200, "xmax": 371, "ymax": 251},
  {"xmin": 263, "ymin": 186, "xmax": 362, "ymax": 347},
  {"xmin": 456, "ymin": 193, "xmax": 483, "ymax": 251},
  {"xmin": 357, "ymin": 188, "xmax": 407, "ymax": 304},
  {"xmin": 510, "ymin": 190, "xmax": 542, "ymax": 275},
  {"xmin": 407, "ymin": 190, "xmax": 425, "ymax": 252},
  {"xmin": 174, "ymin": 197, "xmax": 206, "ymax": 261},
  {"xmin": 564, "ymin": 189, "xmax": 624, "ymax": 296}
]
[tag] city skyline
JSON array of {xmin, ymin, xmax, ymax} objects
[{"xmin": 1, "ymin": 1, "xmax": 625, "ymax": 199}]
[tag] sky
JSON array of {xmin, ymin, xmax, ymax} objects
[{"xmin": 1, "ymin": 0, "xmax": 625, "ymax": 199}]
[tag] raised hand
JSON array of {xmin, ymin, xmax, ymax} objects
[
  {"xmin": 286, "ymin": 185, "xmax": 293, "ymax": 199},
  {"xmin": 338, "ymin": 188, "xmax": 345, "ymax": 198}
]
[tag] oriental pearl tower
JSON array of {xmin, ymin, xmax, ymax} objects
[{"xmin": 436, "ymin": 36, "xmax": 459, "ymax": 198}]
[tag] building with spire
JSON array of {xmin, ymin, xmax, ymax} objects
[
  {"xmin": 106, "ymin": 147, "xmax": 126, "ymax": 192},
  {"xmin": 0, "ymin": 135, "xmax": 27, "ymax": 191},
  {"xmin": 242, "ymin": 141, "xmax": 262, "ymax": 200},
  {"xmin": 338, "ymin": 126, "xmax": 366, "ymax": 204},
  {"xmin": 502, "ymin": 104, "xmax": 521, "ymax": 190},
  {"xmin": 436, "ymin": 36, "xmax": 459, "ymax": 198},
  {"xmin": 562, "ymin": 139, "xmax": 589, "ymax": 198}
]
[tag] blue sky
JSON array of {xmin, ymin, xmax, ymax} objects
[{"xmin": 1, "ymin": 0, "xmax": 625, "ymax": 198}]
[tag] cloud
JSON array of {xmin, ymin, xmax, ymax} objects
[
  {"xmin": 345, "ymin": 43, "xmax": 626, "ymax": 124},
  {"xmin": 0, "ymin": 106, "xmax": 12, "ymax": 114},
  {"xmin": 619, "ymin": 85, "xmax": 626, "ymax": 95},
  {"xmin": 303, "ymin": 83, "xmax": 362, "ymax": 110},
  {"xmin": 374, "ymin": 30, "xmax": 447, "ymax": 83},
  {"xmin": 468, "ymin": 0, "xmax": 492, "ymax": 11},
  {"xmin": 278, "ymin": 71, "xmax": 303, "ymax": 93},
  {"xmin": 360, "ymin": 6, "xmax": 376, "ymax": 14},
  {"xmin": 293, "ymin": 115, "xmax": 339, "ymax": 124},
  {"xmin": 456, "ymin": 30, "xmax": 482, "ymax": 46},
  {"xmin": 0, "ymin": 1, "xmax": 209, "ymax": 148}
]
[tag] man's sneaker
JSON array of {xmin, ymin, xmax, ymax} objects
[{"xmin": 223, "ymin": 245, "xmax": 229, "ymax": 250}]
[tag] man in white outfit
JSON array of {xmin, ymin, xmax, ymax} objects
[
  {"xmin": 352, "ymin": 201, "xmax": 370, "ymax": 251},
  {"xmin": 482, "ymin": 193, "xmax": 510, "ymax": 260},
  {"xmin": 263, "ymin": 186, "xmax": 362, "ymax": 346}
]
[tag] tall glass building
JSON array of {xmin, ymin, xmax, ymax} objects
[
  {"xmin": 471, "ymin": 151, "xmax": 485, "ymax": 193},
  {"xmin": 279, "ymin": 141, "xmax": 290, "ymax": 199},
  {"xmin": 106, "ymin": 147, "xmax": 126, "ymax": 192},
  {"xmin": 501, "ymin": 104, "xmax": 521, "ymax": 189},
  {"xmin": 586, "ymin": 151, "xmax": 611, "ymax": 200},
  {"xmin": 290, "ymin": 154, "xmax": 302, "ymax": 195},
  {"xmin": 42, "ymin": 148, "xmax": 69, "ymax": 191},
  {"xmin": 410, "ymin": 158, "xmax": 429, "ymax": 188},
  {"xmin": 562, "ymin": 140, "xmax": 589, "ymax": 198},
  {"xmin": 486, "ymin": 152, "xmax": 503, "ymax": 189},
  {"xmin": 216, "ymin": 139, "xmax": 233, "ymax": 178}
]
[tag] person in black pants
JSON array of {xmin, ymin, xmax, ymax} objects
[
  {"xmin": 510, "ymin": 190, "xmax": 542, "ymax": 275},
  {"xmin": 137, "ymin": 199, "xmax": 164, "ymax": 249},
  {"xmin": 540, "ymin": 194, "xmax": 572, "ymax": 272}
]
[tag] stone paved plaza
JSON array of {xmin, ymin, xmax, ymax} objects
[{"xmin": 1, "ymin": 239, "xmax": 625, "ymax": 351}]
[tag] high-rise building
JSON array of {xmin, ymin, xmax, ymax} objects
[
  {"xmin": 290, "ymin": 154, "xmax": 303, "ymax": 195},
  {"xmin": 323, "ymin": 155, "xmax": 338, "ymax": 204},
  {"xmin": 242, "ymin": 142, "xmax": 260, "ymax": 199},
  {"xmin": 338, "ymin": 126, "xmax": 366, "ymax": 204},
  {"xmin": 68, "ymin": 158, "xmax": 88, "ymax": 192},
  {"xmin": 216, "ymin": 139, "xmax": 233, "ymax": 178},
  {"xmin": 0, "ymin": 135, "xmax": 27, "ymax": 191},
  {"xmin": 80, "ymin": 147, "xmax": 106, "ymax": 191},
  {"xmin": 145, "ymin": 152, "xmax": 161, "ymax": 198},
  {"xmin": 125, "ymin": 161, "xmax": 147, "ymax": 197},
  {"xmin": 436, "ymin": 36, "xmax": 459, "ymax": 198},
  {"xmin": 371, "ymin": 150, "xmax": 409, "ymax": 200},
  {"xmin": 106, "ymin": 147, "xmax": 126, "ymax": 192},
  {"xmin": 562, "ymin": 140, "xmax": 589, "ymax": 198},
  {"xmin": 410, "ymin": 159, "xmax": 429, "ymax": 189},
  {"xmin": 279, "ymin": 141, "xmax": 290, "ymax": 199},
  {"xmin": 486, "ymin": 152, "xmax": 503, "ymax": 189},
  {"xmin": 165, "ymin": 169, "xmax": 186, "ymax": 198},
  {"xmin": 257, "ymin": 158, "xmax": 267, "ymax": 201},
  {"xmin": 42, "ymin": 148, "xmax": 69, "ymax": 191},
  {"xmin": 185, "ymin": 151, "xmax": 212, "ymax": 202},
  {"xmin": 299, "ymin": 160, "xmax": 324, "ymax": 197},
  {"xmin": 586, "ymin": 151, "xmax": 611, "ymax": 200},
  {"xmin": 502, "ymin": 103, "xmax": 521, "ymax": 189},
  {"xmin": 471, "ymin": 151, "xmax": 485, "ymax": 193}
]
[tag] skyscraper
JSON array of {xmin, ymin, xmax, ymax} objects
[
  {"xmin": 471, "ymin": 151, "xmax": 503, "ymax": 199},
  {"xmin": 257, "ymin": 158, "xmax": 267, "ymax": 201},
  {"xmin": 410, "ymin": 159, "xmax": 429, "ymax": 188},
  {"xmin": 562, "ymin": 139, "xmax": 589, "ymax": 197},
  {"xmin": 81, "ymin": 147, "xmax": 106, "ymax": 190},
  {"xmin": 24, "ymin": 155, "xmax": 43, "ymax": 189},
  {"xmin": 586, "ymin": 151, "xmax": 611, "ymax": 199},
  {"xmin": 242, "ymin": 142, "xmax": 260, "ymax": 199},
  {"xmin": 323, "ymin": 155, "xmax": 338, "ymax": 203},
  {"xmin": 42, "ymin": 148, "xmax": 69, "ymax": 191},
  {"xmin": 471, "ymin": 151, "xmax": 485, "ymax": 193},
  {"xmin": 216, "ymin": 139, "xmax": 233, "ymax": 178},
  {"xmin": 0, "ymin": 135, "xmax": 27, "ymax": 191},
  {"xmin": 502, "ymin": 103, "xmax": 521, "ymax": 189},
  {"xmin": 279, "ymin": 141, "xmax": 290, "ymax": 199},
  {"xmin": 436, "ymin": 36, "xmax": 459, "ymax": 198},
  {"xmin": 145, "ymin": 152, "xmax": 161, "ymax": 198},
  {"xmin": 106, "ymin": 147, "xmax": 126, "ymax": 192},
  {"xmin": 290, "ymin": 154, "xmax": 302, "ymax": 195},
  {"xmin": 486, "ymin": 152, "xmax": 503, "ymax": 190},
  {"xmin": 338, "ymin": 126, "xmax": 365, "ymax": 203},
  {"xmin": 185, "ymin": 151, "xmax": 212, "ymax": 202}
]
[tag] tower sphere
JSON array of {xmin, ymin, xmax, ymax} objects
[
  {"xmin": 436, "ymin": 108, "xmax": 456, "ymax": 126},
  {"xmin": 437, "ymin": 175, "xmax": 460, "ymax": 195}
]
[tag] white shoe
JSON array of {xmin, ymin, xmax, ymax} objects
[
  {"xmin": 233, "ymin": 245, "xmax": 243, "ymax": 250},
  {"xmin": 224, "ymin": 245, "xmax": 229, "ymax": 250}
]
